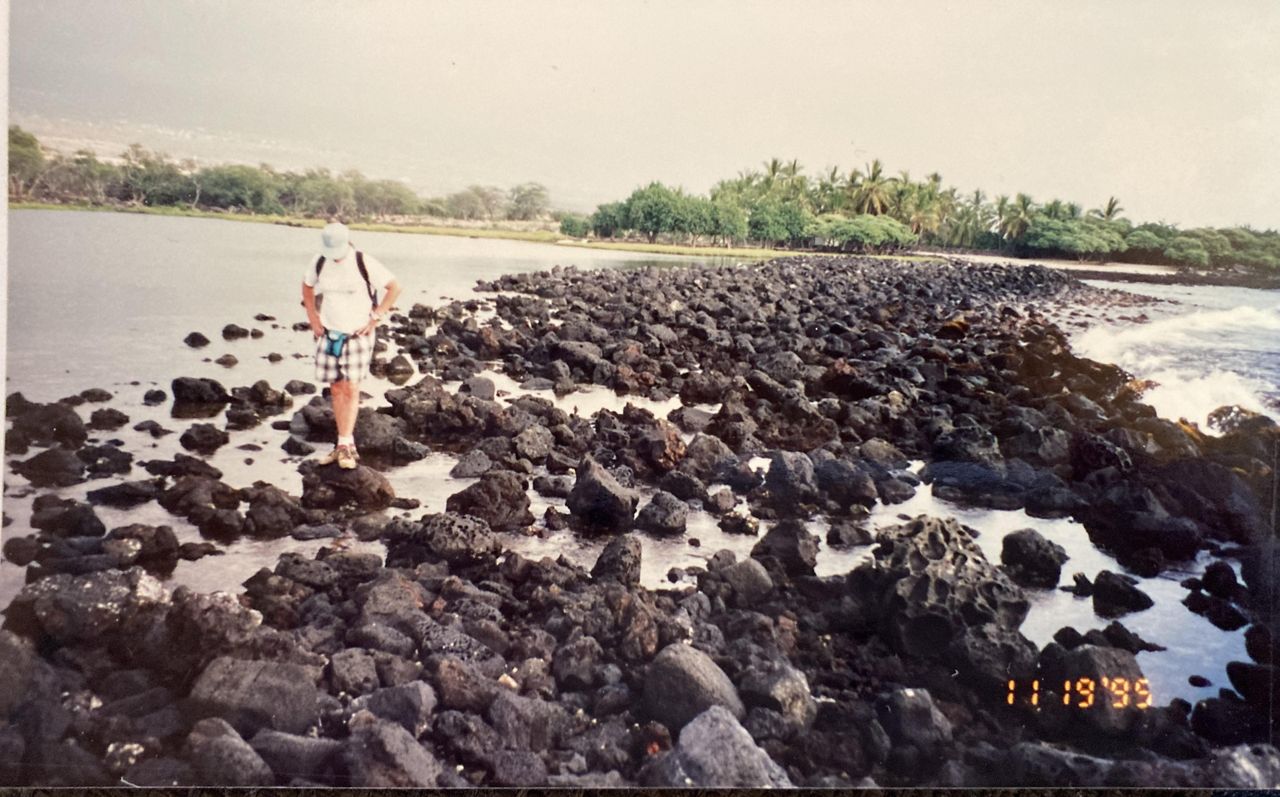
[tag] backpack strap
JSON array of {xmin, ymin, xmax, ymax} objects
[
  {"xmin": 355, "ymin": 250, "xmax": 377, "ymax": 309},
  {"xmin": 314, "ymin": 255, "xmax": 326, "ymax": 280}
]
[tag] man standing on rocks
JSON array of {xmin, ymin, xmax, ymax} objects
[{"xmin": 302, "ymin": 222, "xmax": 402, "ymax": 469}]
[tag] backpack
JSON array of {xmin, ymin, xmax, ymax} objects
[{"xmin": 312, "ymin": 250, "xmax": 378, "ymax": 309}]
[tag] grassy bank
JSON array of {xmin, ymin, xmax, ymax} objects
[{"xmin": 10, "ymin": 201, "xmax": 941, "ymax": 262}]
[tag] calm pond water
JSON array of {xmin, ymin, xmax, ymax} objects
[{"xmin": 1, "ymin": 209, "xmax": 1263, "ymax": 708}]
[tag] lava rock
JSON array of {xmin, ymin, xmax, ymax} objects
[
  {"xmin": 750, "ymin": 519, "xmax": 819, "ymax": 577},
  {"xmin": 341, "ymin": 712, "xmax": 443, "ymax": 787},
  {"xmin": 172, "ymin": 376, "xmax": 231, "ymax": 404},
  {"xmin": 188, "ymin": 656, "xmax": 323, "ymax": 736},
  {"xmin": 450, "ymin": 450, "xmax": 493, "ymax": 478},
  {"xmin": 566, "ymin": 456, "xmax": 639, "ymax": 532},
  {"xmin": 300, "ymin": 461, "xmax": 395, "ymax": 511},
  {"xmin": 643, "ymin": 643, "xmax": 745, "ymax": 731},
  {"xmin": 12, "ymin": 448, "xmax": 86, "ymax": 487},
  {"xmin": 445, "ymin": 470, "xmax": 533, "ymax": 532},
  {"xmin": 639, "ymin": 705, "xmax": 791, "ymax": 787},
  {"xmin": 635, "ymin": 490, "xmax": 689, "ymax": 535},
  {"xmin": 180, "ymin": 423, "xmax": 230, "ymax": 455},
  {"xmin": 878, "ymin": 687, "xmax": 953, "ymax": 754},
  {"xmin": 591, "ymin": 534, "xmax": 642, "ymax": 587},
  {"xmin": 1001, "ymin": 528, "xmax": 1069, "ymax": 588},
  {"xmin": 1092, "ymin": 571, "xmax": 1154, "ymax": 618},
  {"xmin": 184, "ymin": 717, "xmax": 275, "ymax": 786}
]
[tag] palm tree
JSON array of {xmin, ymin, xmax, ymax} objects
[
  {"xmin": 814, "ymin": 166, "xmax": 844, "ymax": 213},
  {"xmin": 851, "ymin": 158, "xmax": 893, "ymax": 215},
  {"xmin": 999, "ymin": 193, "xmax": 1036, "ymax": 243},
  {"xmin": 1090, "ymin": 196, "xmax": 1125, "ymax": 221},
  {"xmin": 1064, "ymin": 202, "xmax": 1082, "ymax": 220},
  {"xmin": 761, "ymin": 158, "xmax": 783, "ymax": 192}
]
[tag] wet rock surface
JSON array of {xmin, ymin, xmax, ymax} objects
[{"xmin": 2, "ymin": 256, "xmax": 1276, "ymax": 787}]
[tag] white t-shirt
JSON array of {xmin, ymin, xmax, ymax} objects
[{"xmin": 303, "ymin": 246, "xmax": 396, "ymax": 334}]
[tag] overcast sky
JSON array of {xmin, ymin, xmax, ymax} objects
[{"xmin": 9, "ymin": 0, "xmax": 1280, "ymax": 225}]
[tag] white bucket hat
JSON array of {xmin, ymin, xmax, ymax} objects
[{"xmin": 320, "ymin": 222, "xmax": 351, "ymax": 260}]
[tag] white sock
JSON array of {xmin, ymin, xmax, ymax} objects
[{"xmin": 337, "ymin": 435, "xmax": 355, "ymax": 447}]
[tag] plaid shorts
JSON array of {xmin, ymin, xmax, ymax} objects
[{"xmin": 314, "ymin": 331, "xmax": 375, "ymax": 383}]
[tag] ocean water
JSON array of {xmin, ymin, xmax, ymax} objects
[{"xmin": 1075, "ymin": 280, "xmax": 1280, "ymax": 429}]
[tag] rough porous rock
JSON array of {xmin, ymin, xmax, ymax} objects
[
  {"xmin": 341, "ymin": 712, "xmax": 443, "ymax": 787},
  {"xmin": 591, "ymin": 534, "xmax": 642, "ymax": 587},
  {"xmin": 847, "ymin": 515, "xmax": 1034, "ymax": 689},
  {"xmin": 635, "ymin": 490, "xmax": 689, "ymax": 535},
  {"xmin": 300, "ymin": 461, "xmax": 395, "ymax": 511},
  {"xmin": 384, "ymin": 512, "xmax": 498, "ymax": 568},
  {"xmin": 5, "ymin": 567, "xmax": 168, "ymax": 644},
  {"xmin": 445, "ymin": 470, "xmax": 534, "ymax": 531}
]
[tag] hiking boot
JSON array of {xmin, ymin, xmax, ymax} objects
[
  {"xmin": 317, "ymin": 446, "xmax": 343, "ymax": 466},
  {"xmin": 337, "ymin": 445, "xmax": 359, "ymax": 470}
]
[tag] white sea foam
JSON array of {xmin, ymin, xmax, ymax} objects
[{"xmin": 1074, "ymin": 303, "xmax": 1280, "ymax": 429}]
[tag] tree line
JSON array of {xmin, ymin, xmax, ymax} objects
[
  {"xmin": 7, "ymin": 126, "xmax": 552, "ymax": 223},
  {"xmin": 562, "ymin": 157, "xmax": 1279, "ymax": 271}
]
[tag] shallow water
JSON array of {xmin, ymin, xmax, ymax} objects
[{"xmin": 0, "ymin": 210, "xmax": 1267, "ymax": 713}]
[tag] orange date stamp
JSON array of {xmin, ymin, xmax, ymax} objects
[{"xmin": 1006, "ymin": 677, "xmax": 1153, "ymax": 709}]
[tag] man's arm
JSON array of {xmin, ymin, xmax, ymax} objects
[
  {"xmin": 302, "ymin": 282, "xmax": 323, "ymax": 337},
  {"xmin": 356, "ymin": 279, "xmax": 402, "ymax": 336}
]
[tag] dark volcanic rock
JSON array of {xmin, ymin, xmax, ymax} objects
[
  {"xmin": 300, "ymin": 461, "xmax": 395, "ymax": 511},
  {"xmin": 878, "ymin": 687, "xmax": 953, "ymax": 754},
  {"xmin": 188, "ymin": 656, "xmax": 323, "ymax": 736},
  {"xmin": 635, "ymin": 490, "xmax": 689, "ymax": 535},
  {"xmin": 751, "ymin": 519, "xmax": 819, "ymax": 577},
  {"xmin": 639, "ymin": 705, "xmax": 791, "ymax": 787},
  {"xmin": 566, "ymin": 456, "xmax": 639, "ymax": 532},
  {"xmin": 87, "ymin": 478, "xmax": 164, "ymax": 508},
  {"xmin": 848, "ymin": 515, "xmax": 1035, "ymax": 690},
  {"xmin": 450, "ymin": 449, "xmax": 492, "ymax": 478},
  {"xmin": 12, "ymin": 447, "xmax": 86, "ymax": 487},
  {"xmin": 180, "ymin": 423, "xmax": 230, "ymax": 455},
  {"xmin": 341, "ymin": 712, "xmax": 443, "ymax": 787},
  {"xmin": 445, "ymin": 470, "xmax": 533, "ymax": 531},
  {"xmin": 30, "ymin": 496, "xmax": 106, "ymax": 537},
  {"xmin": 12, "ymin": 402, "xmax": 88, "ymax": 450},
  {"xmin": 250, "ymin": 730, "xmax": 343, "ymax": 784},
  {"xmin": 184, "ymin": 717, "xmax": 275, "ymax": 786},
  {"xmin": 1037, "ymin": 643, "xmax": 1148, "ymax": 736},
  {"xmin": 385, "ymin": 512, "xmax": 498, "ymax": 568},
  {"xmin": 1092, "ymin": 570, "xmax": 1154, "ymax": 618},
  {"xmin": 172, "ymin": 376, "xmax": 230, "ymax": 404},
  {"xmin": 77, "ymin": 443, "xmax": 134, "ymax": 476},
  {"xmin": 765, "ymin": 450, "xmax": 819, "ymax": 506},
  {"xmin": 643, "ymin": 643, "xmax": 744, "ymax": 731},
  {"xmin": 87, "ymin": 407, "xmax": 129, "ymax": 430},
  {"xmin": 591, "ymin": 534, "xmax": 642, "ymax": 587},
  {"xmin": 1001, "ymin": 528, "xmax": 1069, "ymax": 588}
]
